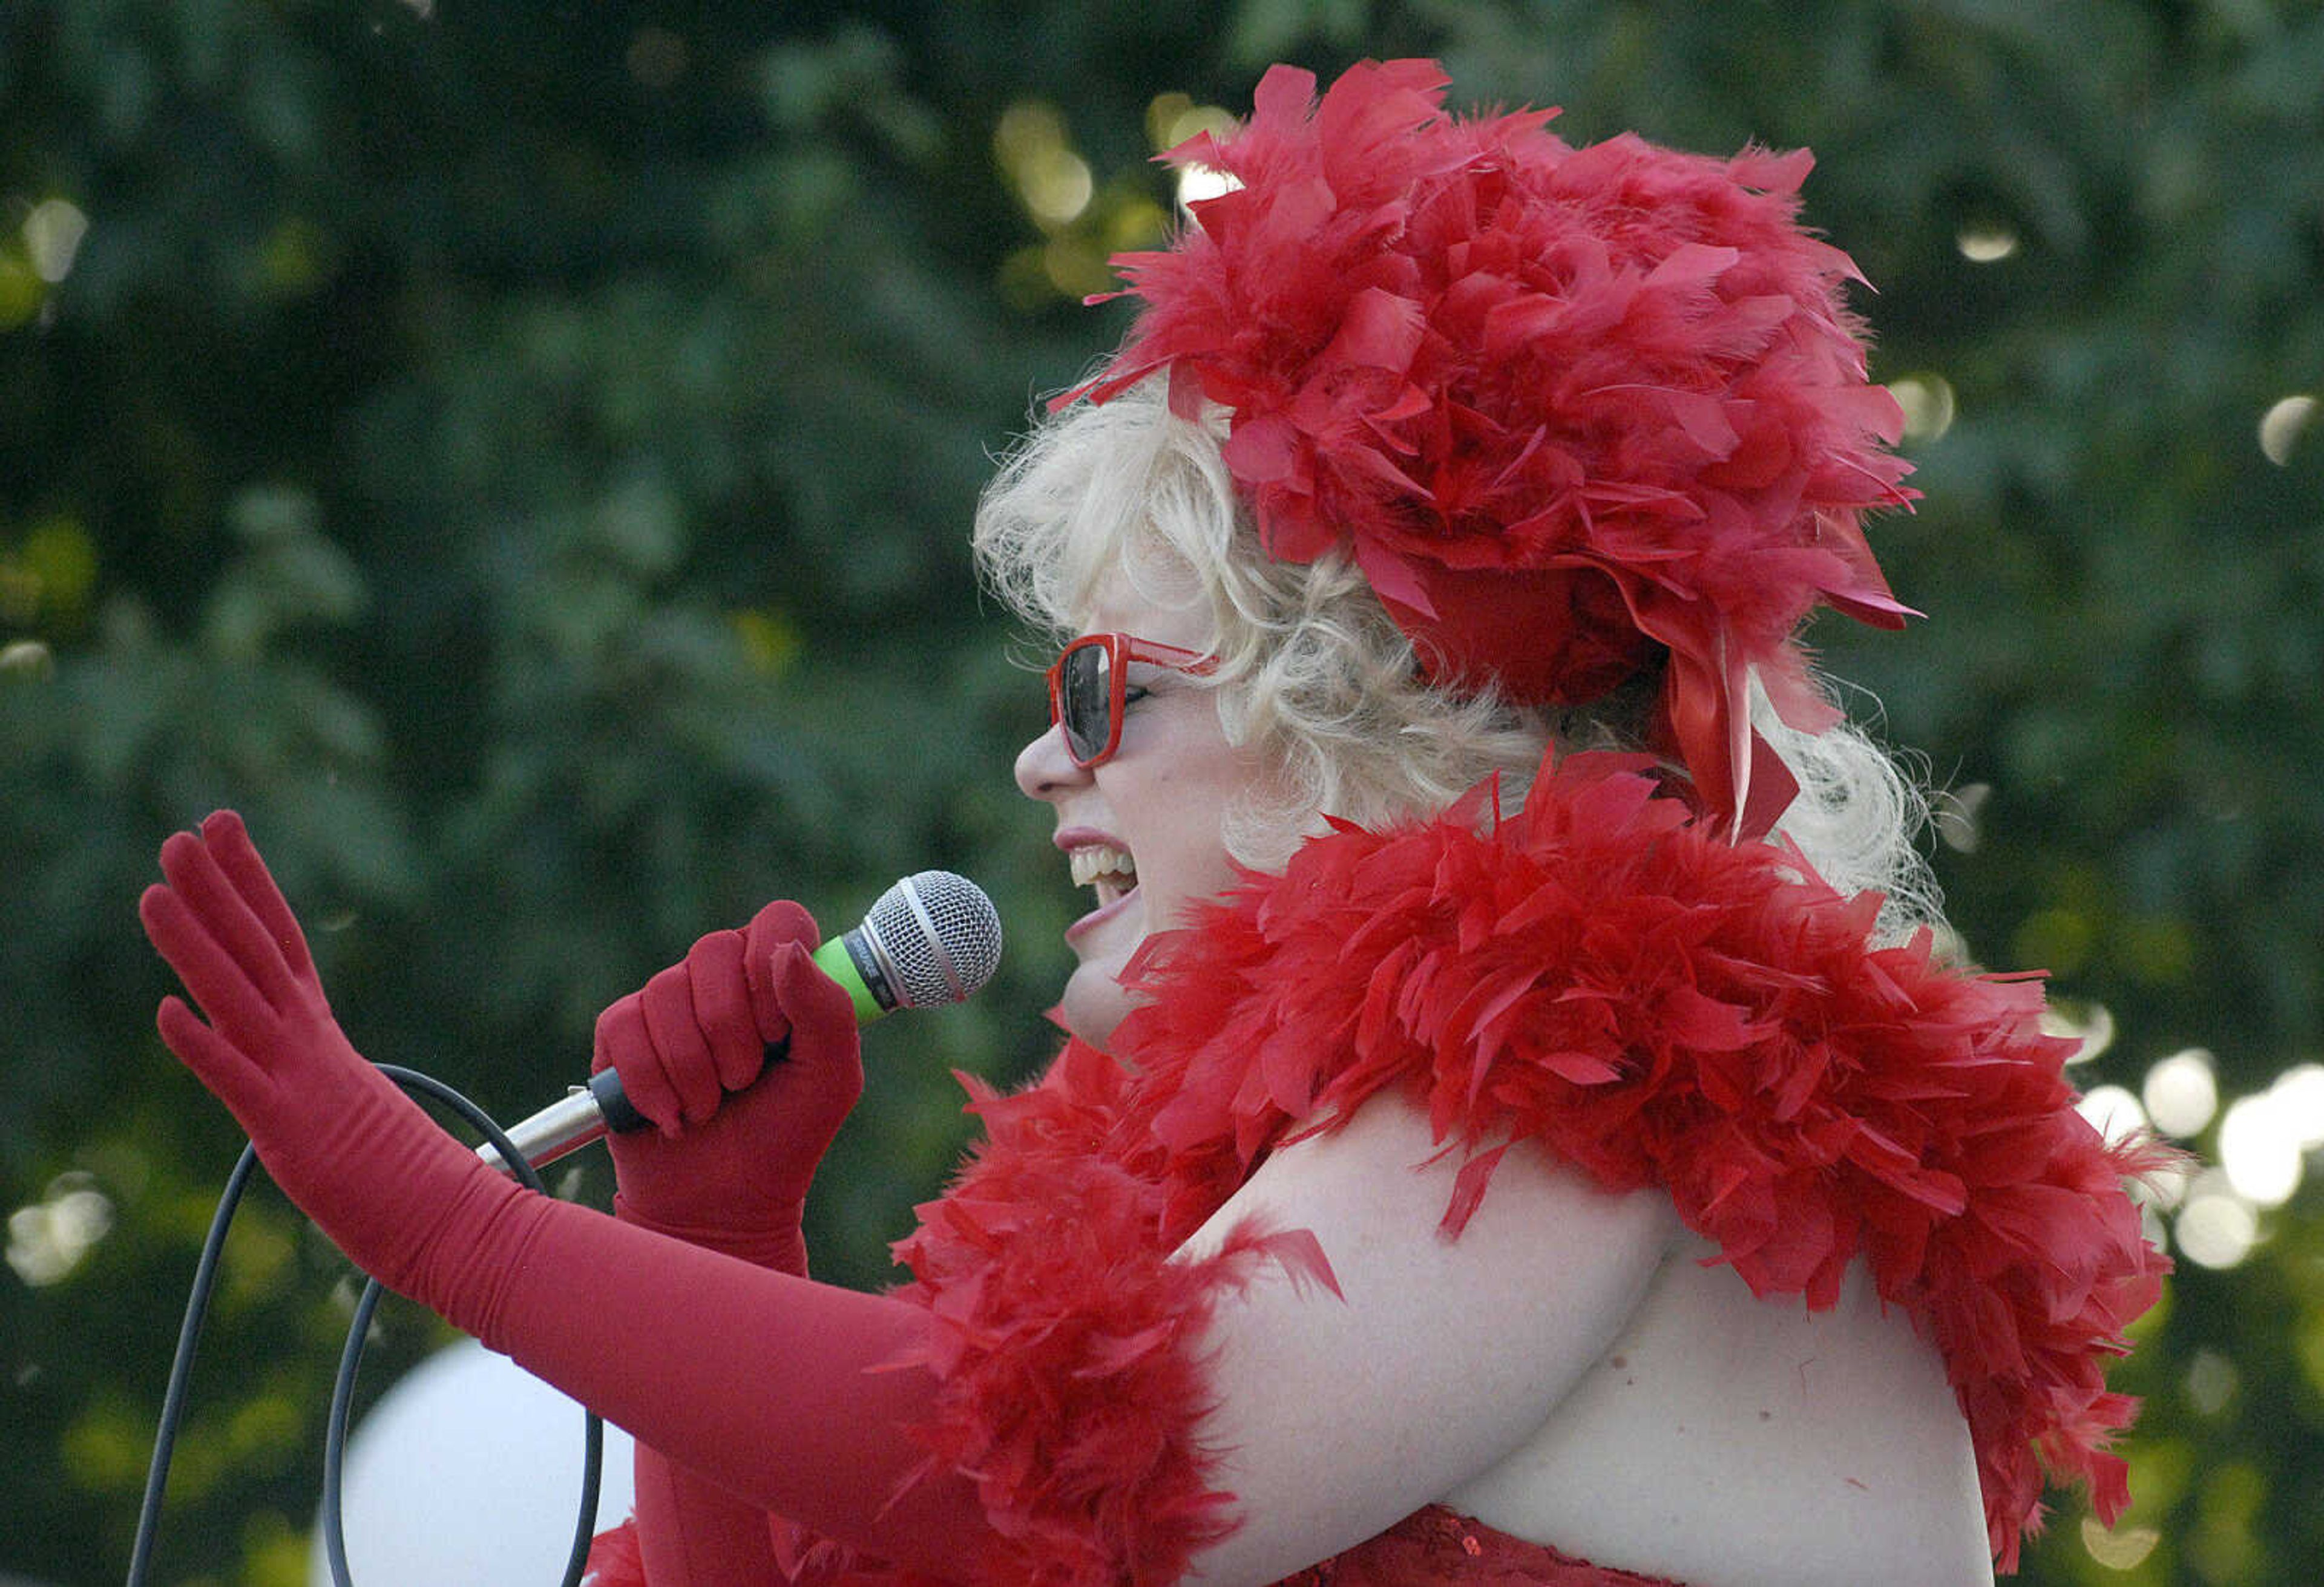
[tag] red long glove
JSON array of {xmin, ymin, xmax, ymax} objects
[
  {"xmin": 140, "ymin": 813, "xmax": 991, "ymax": 1580},
  {"xmin": 591, "ymin": 901, "xmax": 864, "ymax": 1274}
]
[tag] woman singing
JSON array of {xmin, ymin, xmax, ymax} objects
[{"xmin": 140, "ymin": 59, "xmax": 2165, "ymax": 1585}]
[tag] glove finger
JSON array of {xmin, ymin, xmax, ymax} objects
[
  {"xmin": 201, "ymin": 810, "xmax": 318, "ymax": 984},
  {"xmin": 685, "ymin": 930, "xmax": 764, "ymax": 1095},
  {"xmin": 157, "ymin": 828, "xmax": 300, "ymax": 1015},
  {"xmin": 594, "ymin": 995, "xmax": 683, "ymax": 1137},
  {"xmin": 764, "ymin": 943, "xmax": 863, "ymax": 1107},
  {"xmin": 157, "ymin": 994, "xmax": 271, "ymax": 1114},
  {"xmin": 741, "ymin": 900, "xmax": 819, "ymax": 1041},
  {"xmin": 641, "ymin": 962, "xmax": 722, "ymax": 1127},
  {"xmin": 140, "ymin": 883, "xmax": 281, "ymax": 1045}
]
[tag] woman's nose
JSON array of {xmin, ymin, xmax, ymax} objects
[{"xmin": 1015, "ymin": 720, "xmax": 1091, "ymax": 800}]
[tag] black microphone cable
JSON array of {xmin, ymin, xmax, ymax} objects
[{"xmin": 128, "ymin": 1064, "xmax": 604, "ymax": 1587}]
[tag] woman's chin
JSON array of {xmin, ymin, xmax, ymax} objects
[{"xmin": 1055, "ymin": 957, "xmax": 1136, "ymax": 1053}]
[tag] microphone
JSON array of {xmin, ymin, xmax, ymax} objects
[{"xmin": 479, "ymin": 871, "xmax": 1002, "ymax": 1174}]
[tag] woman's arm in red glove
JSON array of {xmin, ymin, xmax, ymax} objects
[{"xmin": 139, "ymin": 813, "xmax": 989, "ymax": 1579}]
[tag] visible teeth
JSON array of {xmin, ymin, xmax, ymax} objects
[{"xmin": 1069, "ymin": 846, "xmax": 1137, "ymax": 888}]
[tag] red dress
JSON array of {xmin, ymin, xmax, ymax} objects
[
  {"xmin": 1274, "ymin": 1507, "xmax": 1687, "ymax": 1584},
  {"xmin": 593, "ymin": 754, "xmax": 2166, "ymax": 1585}
]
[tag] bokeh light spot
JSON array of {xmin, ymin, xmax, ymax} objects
[
  {"xmin": 1106, "ymin": 195, "xmax": 1170, "ymax": 252},
  {"xmin": 2271, "ymin": 1062, "xmax": 2324, "ymax": 1148},
  {"xmin": 1176, "ymin": 164, "xmax": 1241, "ymax": 210},
  {"xmin": 1888, "ymin": 374, "xmax": 1957, "ymax": 443},
  {"xmin": 1145, "ymin": 91, "xmax": 1242, "ymax": 213},
  {"xmin": 2259, "ymin": 393, "xmax": 2316, "ymax": 465},
  {"xmin": 995, "ymin": 102, "xmax": 1094, "ymax": 228},
  {"xmin": 2174, "ymin": 1170, "xmax": 2257, "ymax": 1269},
  {"xmin": 2077, "ymin": 1084, "xmax": 2148, "ymax": 1145},
  {"xmin": 1041, "ymin": 235, "xmax": 1112, "ymax": 298},
  {"xmin": 5, "ymin": 1172, "xmax": 114, "ymax": 1286},
  {"xmin": 2143, "ymin": 1048, "xmax": 2218, "ymax": 1138},
  {"xmin": 2185, "ymin": 1348, "xmax": 2240, "ymax": 1415},
  {"xmin": 24, "ymin": 198, "xmax": 91, "ymax": 284},
  {"xmin": 1146, "ymin": 91, "xmax": 1239, "ymax": 154},
  {"xmin": 0, "ymin": 637, "xmax": 56, "ymax": 682},
  {"xmin": 2079, "ymin": 1514, "xmax": 2161, "ymax": 1569},
  {"xmin": 1957, "ymin": 222, "xmax": 2020, "ymax": 263},
  {"xmin": 2218, "ymin": 1093, "xmax": 2302, "ymax": 1208},
  {"xmin": 2043, "ymin": 997, "xmax": 2115, "ymax": 1064}
]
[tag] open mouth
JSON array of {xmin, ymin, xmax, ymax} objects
[{"xmin": 1068, "ymin": 843, "xmax": 1138, "ymax": 911}]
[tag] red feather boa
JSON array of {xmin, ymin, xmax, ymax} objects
[
  {"xmin": 593, "ymin": 752, "xmax": 2164, "ymax": 1582},
  {"xmin": 875, "ymin": 1038, "xmax": 1337, "ymax": 1585},
  {"xmin": 1114, "ymin": 752, "xmax": 2168, "ymax": 1572}
]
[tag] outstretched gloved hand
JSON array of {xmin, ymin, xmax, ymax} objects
[
  {"xmin": 137, "ymin": 811, "xmax": 531, "ymax": 1324},
  {"xmin": 590, "ymin": 901, "xmax": 863, "ymax": 1272}
]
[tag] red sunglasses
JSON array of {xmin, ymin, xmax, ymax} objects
[{"xmin": 1045, "ymin": 633, "xmax": 1218, "ymax": 768}]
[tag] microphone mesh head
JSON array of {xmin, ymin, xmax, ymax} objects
[{"xmin": 863, "ymin": 871, "xmax": 1003, "ymax": 1009}]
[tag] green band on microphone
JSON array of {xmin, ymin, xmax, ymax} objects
[{"xmin": 813, "ymin": 933, "xmax": 888, "ymax": 1023}]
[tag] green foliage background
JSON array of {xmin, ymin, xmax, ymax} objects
[{"xmin": 3, "ymin": 2, "xmax": 2318, "ymax": 1582}]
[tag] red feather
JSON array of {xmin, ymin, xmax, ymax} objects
[{"xmin": 580, "ymin": 1520, "xmax": 645, "ymax": 1587}]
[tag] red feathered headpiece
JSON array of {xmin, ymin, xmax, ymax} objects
[{"xmin": 1064, "ymin": 59, "xmax": 1919, "ymax": 839}]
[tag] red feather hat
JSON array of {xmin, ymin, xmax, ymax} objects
[{"xmin": 1065, "ymin": 59, "xmax": 1919, "ymax": 839}]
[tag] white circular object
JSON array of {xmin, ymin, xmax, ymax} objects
[{"xmin": 310, "ymin": 1339, "xmax": 634, "ymax": 1585}]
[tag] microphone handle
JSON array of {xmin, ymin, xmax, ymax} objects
[{"xmin": 476, "ymin": 1069, "xmax": 655, "ymax": 1176}]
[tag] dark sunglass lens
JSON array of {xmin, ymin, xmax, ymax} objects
[{"xmin": 1059, "ymin": 643, "xmax": 1112, "ymax": 762}]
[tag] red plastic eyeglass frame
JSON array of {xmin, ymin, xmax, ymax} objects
[{"xmin": 1045, "ymin": 632, "xmax": 1218, "ymax": 767}]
